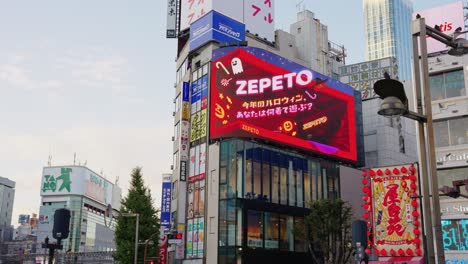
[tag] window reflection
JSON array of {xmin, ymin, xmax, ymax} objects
[
  {"xmin": 247, "ymin": 210, "xmax": 263, "ymax": 248},
  {"xmin": 264, "ymin": 212, "xmax": 279, "ymax": 249}
]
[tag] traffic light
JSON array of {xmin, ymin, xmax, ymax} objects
[
  {"xmin": 167, "ymin": 232, "xmax": 183, "ymax": 244},
  {"xmin": 176, "ymin": 233, "xmax": 182, "ymax": 240}
]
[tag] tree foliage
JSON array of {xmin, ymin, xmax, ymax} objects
[
  {"xmin": 297, "ymin": 199, "xmax": 354, "ymax": 264},
  {"xmin": 115, "ymin": 167, "xmax": 160, "ymax": 264}
]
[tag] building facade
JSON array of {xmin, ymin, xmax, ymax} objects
[
  {"xmin": 363, "ymin": 0, "xmax": 413, "ymax": 81},
  {"xmin": 0, "ymin": 177, "xmax": 15, "ymax": 242},
  {"xmin": 339, "ymin": 58, "xmax": 418, "ymax": 168},
  {"xmin": 167, "ymin": 4, "xmax": 364, "ymax": 263},
  {"xmin": 426, "ymin": 53, "xmax": 468, "ymax": 263},
  {"xmin": 36, "ymin": 166, "xmax": 121, "ymax": 253}
]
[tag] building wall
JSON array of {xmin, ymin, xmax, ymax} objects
[
  {"xmin": 0, "ymin": 177, "xmax": 15, "ymax": 242},
  {"xmin": 426, "ymin": 53, "xmax": 468, "ymax": 261}
]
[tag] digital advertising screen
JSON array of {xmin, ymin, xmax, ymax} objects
[{"xmin": 210, "ymin": 47, "xmax": 357, "ymax": 162}]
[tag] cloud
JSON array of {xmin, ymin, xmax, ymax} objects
[
  {"xmin": 0, "ymin": 124, "xmax": 172, "ymax": 227},
  {"xmin": 0, "ymin": 64, "xmax": 34, "ymax": 89}
]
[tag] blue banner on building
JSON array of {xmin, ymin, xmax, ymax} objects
[
  {"xmin": 182, "ymin": 82, "xmax": 190, "ymax": 102},
  {"xmin": 191, "ymin": 79, "xmax": 200, "ymax": 104},
  {"xmin": 189, "ymin": 11, "xmax": 245, "ymax": 51},
  {"xmin": 160, "ymin": 181, "xmax": 172, "ymax": 231}
]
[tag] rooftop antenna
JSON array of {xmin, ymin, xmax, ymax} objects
[
  {"xmin": 47, "ymin": 155, "xmax": 52, "ymax": 166},
  {"xmin": 296, "ymin": 0, "xmax": 305, "ymax": 12},
  {"xmin": 115, "ymin": 175, "xmax": 120, "ymax": 186},
  {"xmin": 73, "ymin": 152, "xmax": 76, "ymax": 165}
]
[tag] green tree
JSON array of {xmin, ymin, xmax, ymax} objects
[
  {"xmin": 115, "ymin": 167, "xmax": 160, "ymax": 264},
  {"xmin": 296, "ymin": 199, "xmax": 354, "ymax": 264}
]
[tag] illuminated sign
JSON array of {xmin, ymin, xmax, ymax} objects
[
  {"xmin": 160, "ymin": 178, "xmax": 172, "ymax": 230},
  {"xmin": 363, "ymin": 164, "xmax": 424, "ymax": 257},
  {"xmin": 210, "ymin": 47, "xmax": 357, "ymax": 161}
]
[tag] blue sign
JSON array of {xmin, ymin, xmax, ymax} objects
[
  {"xmin": 201, "ymin": 75, "xmax": 208, "ymax": 99},
  {"xmin": 160, "ymin": 182, "xmax": 172, "ymax": 230},
  {"xmin": 191, "ymin": 79, "xmax": 200, "ymax": 104},
  {"xmin": 182, "ymin": 82, "xmax": 190, "ymax": 102},
  {"xmin": 189, "ymin": 11, "xmax": 245, "ymax": 51}
]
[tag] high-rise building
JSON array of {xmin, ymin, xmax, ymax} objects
[
  {"xmin": 363, "ymin": 0, "xmax": 413, "ymax": 81},
  {"xmin": 166, "ymin": 3, "xmax": 364, "ymax": 263},
  {"xmin": 36, "ymin": 166, "xmax": 121, "ymax": 252},
  {"xmin": 339, "ymin": 58, "xmax": 418, "ymax": 168},
  {"xmin": 0, "ymin": 177, "xmax": 15, "ymax": 242}
]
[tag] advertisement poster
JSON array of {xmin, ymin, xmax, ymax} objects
[
  {"xmin": 166, "ymin": 0, "xmax": 177, "ymax": 38},
  {"xmin": 193, "ymin": 181, "xmax": 200, "ymax": 217},
  {"xmin": 413, "ymin": 1, "xmax": 465, "ymax": 54},
  {"xmin": 192, "ymin": 217, "xmax": 205, "ymax": 258},
  {"xmin": 158, "ymin": 235, "xmax": 168, "ymax": 264},
  {"xmin": 181, "ymin": 120, "xmax": 190, "ymax": 161},
  {"xmin": 191, "ymin": 79, "xmax": 201, "ymax": 113},
  {"xmin": 198, "ymin": 179, "xmax": 205, "ymax": 216},
  {"xmin": 210, "ymin": 47, "xmax": 357, "ymax": 162},
  {"xmin": 186, "ymin": 219, "xmax": 194, "ymax": 258},
  {"xmin": 189, "ymin": 147, "xmax": 196, "ymax": 178},
  {"xmin": 160, "ymin": 177, "xmax": 172, "ymax": 231},
  {"xmin": 180, "ymin": 0, "xmax": 213, "ymax": 31},
  {"xmin": 201, "ymin": 75, "xmax": 208, "ymax": 109},
  {"xmin": 188, "ymin": 182, "xmax": 194, "ymax": 219},
  {"xmin": 366, "ymin": 164, "xmax": 424, "ymax": 257},
  {"xmin": 244, "ymin": 0, "xmax": 275, "ymax": 41},
  {"xmin": 190, "ymin": 109, "xmax": 207, "ymax": 143}
]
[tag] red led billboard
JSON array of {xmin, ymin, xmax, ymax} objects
[{"xmin": 210, "ymin": 47, "xmax": 357, "ymax": 162}]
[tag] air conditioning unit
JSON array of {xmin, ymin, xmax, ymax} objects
[
  {"xmin": 170, "ymin": 165, "xmax": 174, "ymax": 170},
  {"xmin": 174, "ymin": 83, "xmax": 177, "ymax": 88},
  {"xmin": 172, "ymin": 111, "xmax": 176, "ymax": 116},
  {"xmin": 172, "ymin": 136, "xmax": 175, "ymax": 141}
]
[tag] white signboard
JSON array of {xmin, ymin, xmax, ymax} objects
[
  {"xmin": 244, "ymin": 0, "xmax": 275, "ymax": 41},
  {"xmin": 180, "ymin": 0, "xmax": 213, "ymax": 31},
  {"xmin": 166, "ymin": 0, "xmax": 177, "ymax": 38},
  {"xmin": 414, "ymin": 1, "xmax": 465, "ymax": 54}
]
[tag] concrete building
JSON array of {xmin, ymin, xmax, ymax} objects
[
  {"xmin": 36, "ymin": 166, "xmax": 121, "ymax": 252},
  {"xmin": 425, "ymin": 53, "xmax": 468, "ymax": 263},
  {"xmin": 363, "ymin": 0, "xmax": 413, "ymax": 81},
  {"xmin": 339, "ymin": 58, "xmax": 418, "ymax": 168},
  {"xmin": 167, "ymin": 6, "xmax": 364, "ymax": 264},
  {"xmin": 0, "ymin": 177, "xmax": 15, "ymax": 242}
]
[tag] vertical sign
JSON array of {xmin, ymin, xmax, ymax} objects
[
  {"xmin": 180, "ymin": 0, "xmax": 213, "ymax": 31},
  {"xmin": 188, "ymin": 182, "xmax": 195, "ymax": 219},
  {"xmin": 182, "ymin": 82, "xmax": 190, "ymax": 102},
  {"xmin": 244, "ymin": 0, "xmax": 275, "ymax": 41},
  {"xmin": 160, "ymin": 175, "xmax": 172, "ymax": 231},
  {"xmin": 166, "ymin": 0, "xmax": 177, "ymax": 38},
  {"xmin": 191, "ymin": 79, "xmax": 201, "ymax": 113},
  {"xmin": 201, "ymin": 75, "xmax": 208, "ymax": 109},
  {"xmin": 186, "ymin": 219, "xmax": 194, "ymax": 258},
  {"xmin": 158, "ymin": 235, "xmax": 168, "ymax": 264}
]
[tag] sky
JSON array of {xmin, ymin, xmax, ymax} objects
[{"xmin": 0, "ymin": 0, "xmax": 461, "ymax": 226}]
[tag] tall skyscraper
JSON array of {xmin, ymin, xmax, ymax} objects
[{"xmin": 363, "ymin": 0, "xmax": 413, "ymax": 81}]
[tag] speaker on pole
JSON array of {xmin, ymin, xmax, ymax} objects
[{"xmin": 52, "ymin": 208, "xmax": 71, "ymax": 240}]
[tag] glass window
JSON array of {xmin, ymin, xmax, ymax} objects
[
  {"xmin": 304, "ymin": 163, "xmax": 311, "ymax": 206},
  {"xmin": 280, "ymin": 163, "xmax": 288, "ymax": 205},
  {"xmin": 294, "ymin": 217, "xmax": 307, "ymax": 252},
  {"xmin": 247, "ymin": 210, "xmax": 263, "ymax": 248},
  {"xmin": 271, "ymin": 162, "xmax": 279, "ymax": 204},
  {"xmin": 228, "ymin": 144, "xmax": 238, "ymax": 198},
  {"xmin": 296, "ymin": 169, "xmax": 303, "ymax": 208},
  {"xmin": 441, "ymin": 219, "xmax": 468, "ymax": 250},
  {"xmin": 262, "ymin": 149, "xmax": 271, "ymax": 202},
  {"xmin": 253, "ymin": 148, "xmax": 262, "ymax": 198},
  {"xmin": 264, "ymin": 212, "xmax": 279, "ymax": 249},
  {"xmin": 288, "ymin": 160, "xmax": 295, "ymax": 206},
  {"xmin": 434, "ymin": 120, "xmax": 449, "ymax": 147},
  {"xmin": 438, "ymin": 167, "xmax": 468, "ymax": 198},
  {"xmin": 430, "ymin": 70, "xmax": 465, "ymax": 100},
  {"xmin": 434, "ymin": 117, "xmax": 468, "ymax": 147},
  {"xmin": 245, "ymin": 143, "xmax": 253, "ymax": 198},
  {"xmin": 279, "ymin": 215, "xmax": 289, "ymax": 251},
  {"xmin": 175, "ymin": 94, "xmax": 181, "ymax": 112}
]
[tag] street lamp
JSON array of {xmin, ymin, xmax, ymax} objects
[
  {"xmin": 122, "ymin": 212, "xmax": 140, "ymax": 264},
  {"xmin": 373, "ymin": 17, "xmax": 468, "ymax": 264}
]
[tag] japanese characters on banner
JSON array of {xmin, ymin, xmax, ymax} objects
[
  {"xmin": 361, "ymin": 164, "xmax": 424, "ymax": 258},
  {"xmin": 193, "ymin": 217, "xmax": 205, "ymax": 258},
  {"xmin": 160, "ymin": 175, "xmax": 172, "ymax": 231},
  {"xmin": 210, "ymin": 47, "xmax": 357, "ymax": 162},
  {"xmin": 190, "ymin": 109, "xmax": 207, "ymax": 143},
  {"xmin": 186, "ymin": 219, "xmax": 194, "ymax": 257},
  {"xmin": 191, "ymin": 74, "xmax": 208, "ymax": 113},
  {"xmin": 244, "ymin": 0, "xmax": 275, "ymax": 41},
  {"xmin": 158, "ymin": 235, "xmax": 168, "ymax": 264},
  {"xmin": 180, "ymin": 0, "xmax": 213, "ymax": 31},
  {"xmin": 181, "ymin": 121, "xmax": 190, "ymax": 161},
  {"xmin": 166, "ymin": 0, "xmax": 177, "ymax": 38}
]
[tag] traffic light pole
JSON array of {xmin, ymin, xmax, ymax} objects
[{"xmin": 42, "ymin": 237, "xmax": 63, "ymax": 264}]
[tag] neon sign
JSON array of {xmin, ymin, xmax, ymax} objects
[{"xmin": 210, "ymin": 47, "xmax": 357, "ymax": 162}]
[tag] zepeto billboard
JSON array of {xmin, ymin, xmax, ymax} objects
[{"xmin": 210, "ymin": 47, "xmax": 357, "ymax": 162}]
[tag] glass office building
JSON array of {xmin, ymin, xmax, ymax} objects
[{"xmin": 363, "ymin": 0, "xmax": 413, "ymax": 81}]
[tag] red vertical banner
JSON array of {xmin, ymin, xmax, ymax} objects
[
  {"xmin": 158, "ymin": 235, "xmax": 168, "ymax": 264},
  {"xmin": 365, "ymin": 164, "xmax": 424, "ymax": 258}
]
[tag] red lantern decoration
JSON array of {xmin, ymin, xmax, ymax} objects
[
  {"xmin": 416, "ymin": 248, "xmax": 422, "ymax": 256},
  {"xmin": 362, "ymin": 187, "xmax": 370, "ymax": 194},
  {"xmin": 401, "ymin": 167, "xmax": 408, "ymax": 173},
  {"xmin": 370, "ymin": 169, "xmax": 376, "ymax": 177},
  {"xmin": 409, "ymin": 175, "xmax": 417, "ymax": 181},
  {"xmin": 377, "ymin": 169, "xmax": 383, "ymax": 176},
  {"xmin": 367, "ymin": 240, "xmax": 371, "ymax": 246},
  {"xmin": 393, "ymin": 168, "xmax": 400, "ymax": 175},
  {"xmin": 413, "ymin": 220, "xmax": 420, "ymax": 226},
  {"xmin": 374, "ymin": 248, "xmax": 380, "ymax": 255},
  {"xmin": 363, "ymin": 213, "xmax": 369, "ymax": 220},
  {"xmin": 362, "ymin": 170, "xmax": 368, "ymax": 177},
  {"xmin": 411, "ymin": 200, "xmax": 418, "ymax": 207},
  {"xmin": 367, "ymin": 222, "xmax": 371, "ymax": 227},
  {"xmin": 414, "ymin": 237, "xmax": 421, "ymax": 245},
  {"xmin": 410, "ymin": 183, "xmax": 417, "ymax": 190},
  {"xmin": 380, "ymin": 249, "xmax": 387, "ymax": 256},
  {"xmin": 412, "ymin": 211, "xmax": 419, "ymax": 217},
  {"xmin": 406, "ymin": 248, "xmax": 413, "ymax": 255},
  {"xmin": 398, "ymin": 249, "xmax": 405, "ymax": 256},
  {"xmin": 365, "ymin": 248, "xmax": 371, "ymax": 255},
  {"xmin": 362, "ymin": 179, "xmax": 368, "ymax": 185},
  {"xmin": 390, "ymin": 249, "xmax": 396, "ymax": 256},
  {"xmin": 385, "ymin": 168, "xmax": 391, "ymax": 175},
  {"xmin": 413, "ymin": 229, "xmax": 420, "ymax": 236}
]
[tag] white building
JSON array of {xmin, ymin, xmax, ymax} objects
[
  {"xmin": 0, "ymin": 177, "xmax": 15, "ymax": 242},
  {"xmin": 37, "ymin": 166, "xmax": 121, "ymax": 252}
]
